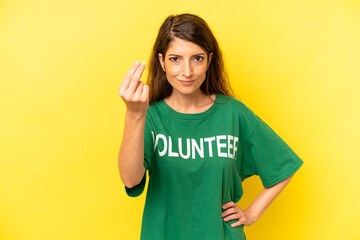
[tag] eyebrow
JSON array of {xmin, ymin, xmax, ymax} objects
[{"xmin": 167, "ymin": 53, "xmax": 206, "ymax": 57}]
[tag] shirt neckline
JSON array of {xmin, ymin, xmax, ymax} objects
[{"xmin": 158, "ymin": 94, "xmax": 228, "ymax": 120}]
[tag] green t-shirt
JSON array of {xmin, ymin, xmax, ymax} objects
[{"xmin": 125, "ymin": 94, "xmax": 303, "ymax": 240}]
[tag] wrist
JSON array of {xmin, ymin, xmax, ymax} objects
[
  {"xmin": 245, "ymin": 207, "xmax": 259, "ymax": 222},
  {"xmin": 125, "ymin": 110, "xmax": 147, "ymax": 121}
]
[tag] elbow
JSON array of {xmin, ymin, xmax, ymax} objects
[
  {"xmin": 121, "ymin": 173, "xmax": 144, "ymax": 189},
  {"xmin": 124, "ymin": 182, "xmax": 135, "ymax": 189},
  {"xmin": 120, "ymin": 174, "xmax": 135, "ymax": 188},
  {"xmin": 118, "ymin": 159, "xmax": 146, "ymax": 188}
]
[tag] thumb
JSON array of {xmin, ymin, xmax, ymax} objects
[
  {"xmin": 142, "ymin": 84, "xmax": 149, "ymax": 101},
  {"xmin": 236, "ymin": 217, "xmax": 246, "ymax": 226}
]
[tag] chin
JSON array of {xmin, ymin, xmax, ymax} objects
[{"xmin": 172, "ymin": 87, "xmax": 203, "ymax": 96}]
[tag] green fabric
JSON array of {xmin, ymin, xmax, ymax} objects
[{"xmin": 125, "ymin": 94, "xmax": 304, "ymax": 240}]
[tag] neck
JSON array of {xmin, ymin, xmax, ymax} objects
[{"xmin": 164, "ymin": 90, "xmax": 215, "ymax": 114}]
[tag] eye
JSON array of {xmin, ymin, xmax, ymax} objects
[
  {"xmin": 194, "ymin": 56, "xmax": 204, "ymax": 62},
  {"xmin": 169, "ymin": 57, "xmax": 178, "ymax": 62}
]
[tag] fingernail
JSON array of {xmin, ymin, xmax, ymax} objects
[{"xmin": 135, "ymin": 61, "xmax": 140, "ymax": 65}]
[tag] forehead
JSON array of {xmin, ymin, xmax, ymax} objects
[{"xmin": 166, "ymin": 37, "xmax": 206, "ymax": 55}]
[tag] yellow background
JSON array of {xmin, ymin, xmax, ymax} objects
[{"xmin": 1, "ymin": 0, "xmax": 359, "ymax": 239}]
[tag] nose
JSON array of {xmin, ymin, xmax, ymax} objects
[{"xmin": 182, "ymin": 60, "xmax": 193, "ymax": 78}]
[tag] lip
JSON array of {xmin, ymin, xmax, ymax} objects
[
  {"xmin": 179, "ymin": 80, "xmax": 195, "ymax": 86},
  {"xmin": 178, "ymin": 80, "xmax": 195, "ymax": 86}
]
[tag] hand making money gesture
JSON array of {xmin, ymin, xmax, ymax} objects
[{"xmin": 119, "ymin": 61, "xmax": 149, "ymax": 118}]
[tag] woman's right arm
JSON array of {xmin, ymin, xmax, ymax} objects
[{"xmin": 118, "ymin": 61, "xmax": 149, "ymax": 188}]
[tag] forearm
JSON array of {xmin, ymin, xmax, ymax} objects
[
  {"xmin": 245, "ymin": 173, "xmax": 295, "ymax": 221},
  {"xmin": 118, "ymin": 111, "xmax": 146, "ymax": 188}
]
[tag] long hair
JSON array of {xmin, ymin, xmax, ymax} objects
[{"xmin": 147, "ymin": 13, "xmax": 234, "ymax": 105}]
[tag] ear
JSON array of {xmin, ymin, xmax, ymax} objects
[
  {"xmin": 158, "ymin": 53, "xmax": 166, "ymax": 72},
  {"xmin": 207, "ymin": 52, "xmax": 213, "ymax": 70}
]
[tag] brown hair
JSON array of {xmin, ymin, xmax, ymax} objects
[{"xmin": 147, "ymin": 13, "xmax": 234, "ymax": 105}]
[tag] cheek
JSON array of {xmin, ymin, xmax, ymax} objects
[
  {"xmin": 166, "ymin": 65, "xmax": 181, "ymax": 78},
  {"xmin": 195, "ymin": 65, "xmax": 208, "ymax": 76}
]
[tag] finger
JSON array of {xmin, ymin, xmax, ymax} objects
[
  {"xmin": 231, "ymin": 219, "xmax": 244, "ymax": 228},
  {"xmin": 133, "ymin": 81, "xmax": 144, "ymax": 101},
  {"xmin": 222, "ymin": 201, "xmax": 234, "ymax": 210},
  {"xmin": 127, "ymin": 62, "xmax": 146, "ymax": 94},
  {"xmin": 119, "ymin": 61, "xmax": 141, "ymax": 94},
  {"xmin": 141, "ymin": 84, "xmax": 149, "ymax": 101},
  {"xmin": 223, "ymin": 213, "xmax": 240, "ymax": 222},
  {"xmin": 222, "ymin": 208, "xmax": 236, "ymax": 217}
]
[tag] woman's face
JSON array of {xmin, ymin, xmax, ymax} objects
[{"xmin": 158, "ymin": 37, "xmax": 213, "ymax": 97}]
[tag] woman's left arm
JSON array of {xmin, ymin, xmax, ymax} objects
[{"xmin": 222, "ymin": 173, "xmax": 295, "ymax": 227}]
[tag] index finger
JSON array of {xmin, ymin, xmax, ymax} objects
[{"xmin": 119, "ymin": 61, "xmax": 141, "ymax": 92}]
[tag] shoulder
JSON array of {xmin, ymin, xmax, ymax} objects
[
  {"xmin": 217, "ymin": 94, "xmax": 262, "ymax": 138},
  {"xmin": 217, "ymin": 94, "xmax": 257, "ymax": 118},
  {"xmin": 144, "ymin": 99, "xmax": 164, "ymax": 126},
  {"xmin": 146, "ymin": 99, "xmax": 162, "ymax": 117}
]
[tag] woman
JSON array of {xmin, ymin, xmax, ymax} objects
[{"xmin": 118, "ymin": 13, "xmax": 303, "ymax": 240}]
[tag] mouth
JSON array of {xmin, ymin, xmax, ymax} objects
[
  {"xmin": 178, "ymin": 80, "xmax": 195, "ymax": 86},
  {"xmin": 178, "ymin": 79, "xmax": 195, "ymax": 81}
]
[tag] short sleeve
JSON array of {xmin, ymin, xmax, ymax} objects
[
  {"xmin": 124, "ymin": 113, "xmax": 154, "ymax": 197},
  {"xmin": 241, "ymin": 115, "xmax": 304, "ymax": 188},
  {"xmin": 143, "ymin": 115, "xmax": 154, "ymax": 172}
]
